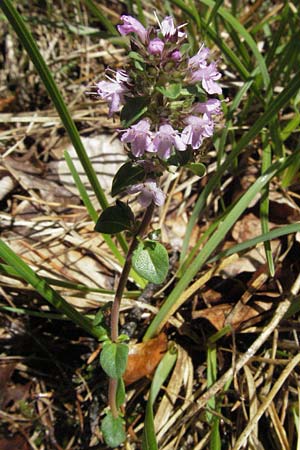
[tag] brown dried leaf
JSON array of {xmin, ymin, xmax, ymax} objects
[
  {"xmin": 0, "ymin": 435, "xmax": 30, "ymax": 450},
  {"xmin": 123, "ymin": 333, "xmax": 168, "ymax": 385},
  {"xmin": 192, "ymin": 301, "xmax": 272, "ymax": 331},
  {"xmin": 0, "ymin": 95, "xmax": 15, "ymax": 112},
  {"xmin": 232, "ymin": 213, "xmax": 266, "ymax": 243}
]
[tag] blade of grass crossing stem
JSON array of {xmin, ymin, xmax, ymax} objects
[
  {"xmin": 0, "ymin": 262, "xmax": 140, "ymax": 297},
  {"xmin": 0, "ymin": 240, "xmax": 102, "ymax": 339},
  {"xmin": 142, "ymin": 346, "xmax": 177, "ymax": 450},
  {"xmin": 180, "ymin": 71, "xmax": 300, "ymax": 262},
  {"xmin": 260, "ymin": 138, "xmax": 275, "ymax": 276},
  {"xmin": 0, "ymin": 0, "xmax": 128, "ymax": 255},
  {"xmin": 207, "ymin": 223, "xmax": 300, "ymax": 264},
  {"xmin": 64, "ymin": 151, "xmax": 146, "ymax": 287},
  {"xmin": 83, "ymin": 0, "xmax": 118, "ymax": 36},
  {"xmin": 144, "ymin": 152, "xmax": 299, "ymax": 340}
]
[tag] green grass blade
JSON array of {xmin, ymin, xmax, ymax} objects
[
  {"xmin": 260, "ymin": 140, "xmax": 275, "ymax": 276},
  {"xmin": 170, "ymin": 0, "xmax": 201, "ymax": 29},
  {"xmin": 0, "ymin": 305, "xmax": 67, "ymax": 321},
  {"xmin": 207, "ymin": 223, "xmax": 300, "ymax": 264},
  {"xmin": 0, "ymin": 239, "xmax": 102, "ymax": 339},
  {"xmin": 0, "ymin": 262, "xmax": 140, "ymax": 297},
  {"xmin": 204, "ymin": 0, "xmax": 224, "ymax": 32},
  {"xmin": 64, "ymin": 150, "xmax": 99, "ymax": 223},
  {"xmin": 142, "ymin": 346, "xmax": 177, "ymax": 450},
  {"xmin": 199, "ymin": 0, "xmax": 270, "ymax": 89},
  {"xmin": 181, "ymin": 70, "xmax": 300, "ymax": 261},
  {"xmin": 144, "ymin": 153, "xmax": 298, "ymax": 340},
  {"xmin": 83, "ymin": 0, "xmax": 119, "ymax": 36}
]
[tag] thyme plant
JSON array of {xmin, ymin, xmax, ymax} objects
[{"xmin": 93, "ymin": 13, "xmax": 222, "ymax": 447}]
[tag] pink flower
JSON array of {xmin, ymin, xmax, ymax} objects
[
  {"xmin": 117, "ymin": 15, "xmax": 147, "ymax": 43},
  {"xmin": 96, "ymin": 69, "xmax": 130, "ymax": 117},
  {"xmin": 153, "ymin": 124, "xmax": 186, "ymax": 159},
  {"xmin": 192, "ymin": 99, "xmax": 222, "ymax": 117},
  {"xmin": 188, "ymin": 45, "xmax": 210, "ymax": 69},
  {"xmin": 182, "ymin": 115, "xmax": 214, "ymax": 149},
  {"xmin": 128, "ymin": 180, "xmax": 166, "ymax": 207},
  {"xmin": 120, "ymin": 119, "xmax": 153, "ymax": 157},
  {"xmin": 189, "ymin": 62, "xmax": 222, "ymax": 95},
  {"xmin": 170, "ymin": 50, "xmax": 181, "ymax": 61},
  {"xmin": 148, "ymin": 38, "xmax": 164, "ymax": 55},
  {"xmin": 160, "ymin": 16, "xmax": 186, "ymax": 40}
]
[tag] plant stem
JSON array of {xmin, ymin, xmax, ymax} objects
[{"xmin": 109, "ymin": 202, "xmax": 155, "ymax": 417}]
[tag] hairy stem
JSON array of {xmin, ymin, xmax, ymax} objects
[{"xmin": 109, "ymin": 202, "xmax": 155, "ymax": 417}]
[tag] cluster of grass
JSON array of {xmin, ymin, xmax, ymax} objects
[{"xmin": 1, "ymin": 0, "xmax": 300, "ymax": 448}]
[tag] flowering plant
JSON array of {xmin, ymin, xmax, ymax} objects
[{"xmin": 93, "ymin": 13, "xmax": 222, "ymax": 447}]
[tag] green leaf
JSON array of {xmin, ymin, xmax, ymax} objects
[
  {"xmin": 185, "ymin": 162, "xmax": 206, "ymax": 177},
  {"xmin": 121, "ymin": 96, "xmax": 149, "ymax": 127},
  {"xmin": 132, "ymin": 240, "xmax": 169, "ymax": 284},
  {"xmin": 95, "ymin": 201, "xmax": 135, "ymax": 234},
  {"xmin": 156, "ymin": 83, "xmax": 182, "ymax": 99},
  {"xmin": 142, "ymin": 345, "xmax": 177, "ymax": 449},
  {"xmin": 101, "ymin": 411, "xmax": 126, "ymax": 448},
  {"xmin": 128, "ymin": 50, "xmax": 145, "ymax": 63},
  {"xmin": 116, "ymin": 377, "xmax": 126, "ymax": 408},
  {"xmin": 111, "ymin": 162, "xmax": 145, "ymax": 197},
  {"xmin": 100, "ymin": 342, "xmax": 129, "ymax": 379}
]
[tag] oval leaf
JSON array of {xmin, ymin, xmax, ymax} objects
[
  {"xmin": 132, "ymin": 240, "xmax": 169, "ymax": 284},
  {"xmin": 156, "ymin": 83, "xmax": 182, "ymax": 99},
  {"xmin": 95, "ymin": 201, "xmax": 135, "ymax": 234},
  {"xmin": 101, "ymin": 411, "xmax": 126, "ymax": 448},
  {"xmin": 186, "ymin": 162, "xmax": 206, "ymax": 177},
  {"xmin": 111, "ymin": 162, "xmax": 145, "ymax": 197},
  {"xmin": 100, "ymin": 341, "xmax": 129, "ymax": 379}
]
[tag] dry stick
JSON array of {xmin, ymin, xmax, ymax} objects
[
  {"xmin": 158, "ymin": 272, "xmax": 300, "ymax": 443},
  {"xmin": 233, "ymin": 352, "xmax": 300, "ymax": 450},
  {"xmin": 108, "ymin": 202, "xmax": 155, "ymax": 418}
]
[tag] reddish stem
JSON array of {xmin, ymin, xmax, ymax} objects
[{"xmin": 109, "ymin": 202, "xmax": 155, "ymax": 417}]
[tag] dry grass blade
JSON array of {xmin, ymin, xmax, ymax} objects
[
  {"xmin": 233, "ymin": 353, "xmax": 300, "ymax": 450},
  {"xmin": 156, "ymin": 272, "xmax": 300, "ymax": 444}
]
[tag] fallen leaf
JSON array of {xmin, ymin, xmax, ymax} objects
[
  {"xmin": 0, "ymin": 95, "xmax": 15, "ymax": 112},
  {"xmin": 232, "ymin": 213, "xmax": 270, "ymax": 242},
  {"xmin": 123, "ymin": 333, "xmax": 168, "ymax": 385},
  {"xmin": 192, "ymin": 301, "xmax": 272, "ymax": 331},
  {"xmin": 0, "ymin": 435, "xmax": 30, "ymax": 450}
]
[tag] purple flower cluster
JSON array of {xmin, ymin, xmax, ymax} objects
[{"xmin": 94, "ymin": 15, "xmax": 222, "ymax": 207}]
